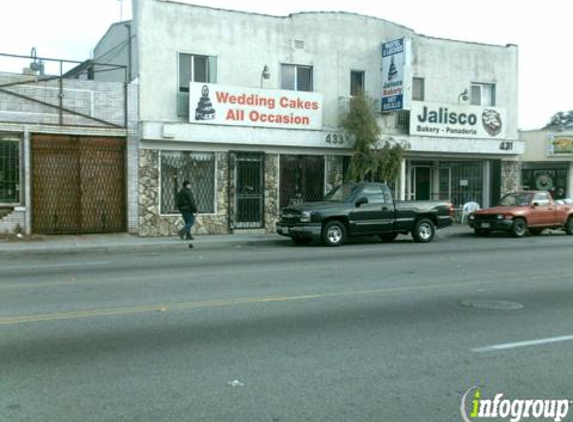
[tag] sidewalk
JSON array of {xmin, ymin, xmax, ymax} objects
[
  {"xmin": 0, "ymin": 232, "xmax": 284, "ymax": 256},
  {"xmin": 0, "ymin": 224, "xmax": 472, "ymax": 256}
]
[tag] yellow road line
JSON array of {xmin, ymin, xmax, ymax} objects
[
  {"xmin": 1, "ymin": 271, "xmax": 569, "ymax": 327},
  {"xmin": 0, "ymin": 280, "xmax": 495, "ymax": 326},
  {"xmin": 1, "ymin": 270, "xmax": 569, "ymax": 292}
]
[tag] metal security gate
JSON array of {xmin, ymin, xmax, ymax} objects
[
  {"xmin": 228, "ymin": 152, "xmax": 264, "ymax": 230},
  {"xmin": 32, "ymin": 134, "xmax": 126, "ymax": 234},
  {"xmin": 280, "ymin": 155, "xmax": 325, "ymax": 207}
]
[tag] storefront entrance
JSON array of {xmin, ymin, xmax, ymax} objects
[
  {"xmin": 407, "ymin": 160, "xmax": 485, "ymax": 207},
  {"xmin": 31, "ymin": 134, "xmax": 126, "ymax": 234},
  {"xmin": 279, "ymin": 155, "xmax": 325, "ymax": 207},
  {"xmin": 412, "ymin": 166, "xmax": 431, "ymax": 200},
  {"xmin": 228, "ymin": 151, "xmax": 265, "ymax": 229}
]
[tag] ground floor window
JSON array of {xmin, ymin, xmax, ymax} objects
[
  {"xmin": 407, "ymin": 160, "xmax": 483, "ymax": 206},
  {"xmin": 439, "ymin": 161, "xmax": 483, "ymax": 206},
  {"xmin": 522, "ymin": 168, "xmax": 568, "ymax": 199},
  {"xmin": 160, "ymin": 151, "xmax": 216, "ymax": 214},
  {"xmin": 0, "ymin": 135, "xmax": 21, "ymax": 204}
]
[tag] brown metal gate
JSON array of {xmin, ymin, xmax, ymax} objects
[{"xmin": 32, "ymin": 134, "xmax": 126, "ymax": 234}]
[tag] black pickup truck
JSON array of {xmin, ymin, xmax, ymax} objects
[{"xmin": 276, "ymin": 182, "xmax": 452, "ymax": 246}]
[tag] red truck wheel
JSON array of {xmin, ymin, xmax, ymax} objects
[
  {"xmin": 566, "ymin": 217, "xmax": 573, "ymax": 235},
  {"xmin": 511, "ymin": 218, "xmax": 527, "ymax": 237}
]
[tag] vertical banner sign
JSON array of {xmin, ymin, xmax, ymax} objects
[{"xmin": 381, "ymin": 38, "xmax": 411, "ymax": 112}]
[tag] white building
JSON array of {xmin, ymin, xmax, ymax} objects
[{"xmin": 94, "ymin": 0, "xmax": 522, "ymax": 236}]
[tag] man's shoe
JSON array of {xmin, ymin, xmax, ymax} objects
[
  {"xmin": 186, "ymin": 234, "xmax": 194, "ymax": 240},
  {"xmin": 178, "ymin": 230, "xmax": 185, "ymax": 240}
]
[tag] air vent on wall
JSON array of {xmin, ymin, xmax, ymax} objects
[{"xmin": 292, "ymin": 39, "xmax": 305, "ymax": 49}]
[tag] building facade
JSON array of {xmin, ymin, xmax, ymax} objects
[
  {"xmin": 0, "ymin": 53, "xmax": 138, "ymax": 235},
  {"xmin": 95, "ymin": 0, "xmax": 522, "ymax": 236},
  {"xmin": 519, "ymin": 129, "xmax": 573, "ymax": 200}
]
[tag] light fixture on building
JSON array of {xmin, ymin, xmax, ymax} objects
[
  {"xmin": 28, "ymin": 47, "xmax": 45, "ymax": 76},
  {"xmin": 260, "ymin": 65, "xmax": 270, "ymax": 87},
  {"xmin": 458, "ymin": 88, "xmax": 469, "ymax": 103}
]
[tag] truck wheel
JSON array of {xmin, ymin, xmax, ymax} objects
[
  {"xmin": 322, "ymin": 221, "xmax": 346, "ymax": 247},
  {"xmin": 511, "ymin": 218, "xmax": 527, "ymax": 237},
  {"xmin": 412, "ymin": 218, "xmax": 435, "ymax": 243},
  {"xmin": 566, "ymin": 217, "xmax": 573, "ymax": 235},
  {"xmin": 379, "ymin": 233, "xmax": 398, "ymax": 242}
]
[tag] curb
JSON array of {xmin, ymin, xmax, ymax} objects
[
  {"xmin": 0, "ymin": 236, "xmax": 285, "ymax": 256},
  {"xmin": 0, "ymin": 226, "xmax": 472, "ymax": 256}
]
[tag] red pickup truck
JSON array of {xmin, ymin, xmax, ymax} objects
[{"xmin": 468, "ymin": 191, "xmax": 573, "ymax": 237}]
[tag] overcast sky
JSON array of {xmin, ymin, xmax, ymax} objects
[{"xmin": 2, "ymin": 0, "xmax": 571, "ymax": 130}]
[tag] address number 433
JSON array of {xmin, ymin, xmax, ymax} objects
[{"xmin": 325, "ymin": 134, "xmax": 349, "ymax": 146}]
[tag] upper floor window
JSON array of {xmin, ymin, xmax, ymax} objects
[
  {"xmin": 413, "ymin": 77, "xmax": 425, "ymax": 101},
  {"xmin": 350, "ymin": 71, "xmax": 365, "ymax": 96},
  {"xmin": 281, "ymin": 64, "xmax": 313, "ymax": 92},
  {"xmin": 178, "ymin": 54, "xmax": 217, "ymax": 93},
  {"xmin": 470, "ymin": 83, "xmax": 495, "ymax": 106}
]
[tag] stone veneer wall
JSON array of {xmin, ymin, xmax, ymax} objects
[
  {"xmin": 325, "ymin": 155, "xmax": 345, "ymax": 193},
  {"xmin": 264, "ymin": 154, "xmax": 279, "ymax": 233},
  {"xmin": 0, "ymin": 207, "xmax": 25, "ymax": 234},
  {"xmin": 138, "ymin": 149, "xmax": 230, "ymax": 237},
  {"xmin": 501, "ymin": 160, "xmax": 521, "ymax": 194}
]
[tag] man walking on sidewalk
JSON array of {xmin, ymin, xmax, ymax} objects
[{"xmin": 176, "ymin": 180, "xmax": 198, "ymax": 242}]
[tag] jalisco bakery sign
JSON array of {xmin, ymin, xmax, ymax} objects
[
  {"xmin": 381, "ymin": 37, "xmax": 411, "ymax": 112},
  {"xmin": 410, "ymin": 101, "xmax": 507, "ymax": 139},
  {"xmin": 188, "ymin": 83, "xmax": 323, "ymax": 130}
]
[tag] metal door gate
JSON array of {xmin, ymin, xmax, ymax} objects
[
  {"xmin": 228, "ymin": 152, "xmax": 264, "ymax": 230},
  {"xmin": 32, "ymin": 134, "xmax": 126, "ymax": 234},
  {"xmin": 279, "ymin": 155, "xmax": 325, "ymax": 207}
]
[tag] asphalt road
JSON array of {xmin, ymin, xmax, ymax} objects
[{"xmin": 1, "ymin": 230, "xmax": 573, "ymax": 422}]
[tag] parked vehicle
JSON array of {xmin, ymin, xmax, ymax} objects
[
  {"xmin": 468, "ymin": 191, "xmax": 573, "ymax": 237},
  {"xmin": 276, "ymin": 182, "xmax": 452, "ymax": 246}
]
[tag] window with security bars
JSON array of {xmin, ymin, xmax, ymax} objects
[
  {"xmin": 160, "ymin": 151, "xmax": 216, "ymax": 214},
  {"xmin": 439, "ymin": 161, "xmax": 483, "ymax": 206},
  {"xmin": 0, "ymin": 136, "xmax": 21, "ymax": 204},
  {"xmin": 396, "ymin": 111, "xmax": 410, "ymax": 130}
]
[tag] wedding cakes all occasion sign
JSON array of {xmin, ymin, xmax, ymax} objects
[
  {"xmin": 410, "ymin": 101, "xmax": 507, "ymax": 139},
  {"xmin": 188, "ymin": 83, "xmax": 323, "ymax": 130}
]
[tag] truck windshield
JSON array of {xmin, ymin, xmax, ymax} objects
[
  {"xmin": 499, "ymin": 192, "xmax": 534, "ymax": 207},
  {"xmin": 323, "ymin": 184, "xmax": 359, "ymax": 202}
]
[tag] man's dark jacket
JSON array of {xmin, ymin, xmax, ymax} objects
[{"xmin": 176, "ymin": 187, "xmax": 198, "ymax": 213}]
